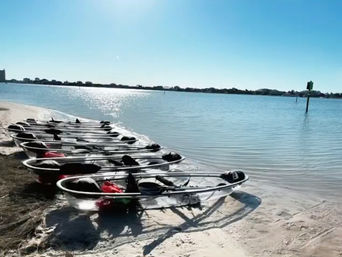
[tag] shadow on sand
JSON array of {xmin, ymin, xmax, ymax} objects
[
  {"xmin": 45, "ymin": 204, "xmax": 144, "ymax": 251},
  {"xmin": 143, "ymin": 191, "xmax": 261, "ymax": 255},
  {"xmin": 0, "ymin": 139, "xmax": 16, "ymax": 147},
  {"xmin": 44, "ymin": 191, "xmax": 261, "ymax": 253}
]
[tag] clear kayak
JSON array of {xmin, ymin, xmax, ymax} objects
[
  {"xmin": 10, "ymin": 131, "xmax": 137, "ymax": 146},
  {"xmin": 24, "ymin": 118, "xmax": 112, "ymax": 128},
  {"xmin": 22, "ymin": 152, "xmax": 185, "ymax": 184},
  {"xmin": 20, "ymin": 141, "xmax": 161, "ymax": 158},
  {"xmin": 7, "ymin": 123, "xmax": 119, "ymax": 135},
  {"xmin": 56, "ymin": 170, "xmax": 248, "ymax": 211}
]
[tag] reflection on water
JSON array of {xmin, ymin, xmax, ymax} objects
[{"xmin": 1, "ymin": 83, "xmax": 342, "ymax": 200}]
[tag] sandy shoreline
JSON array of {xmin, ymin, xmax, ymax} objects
[
  {"xmin": 0, "ymin": 101, "xmax": 51, "ymax": 155},
  {"xmin": 1, "ymin": 100, "xmax": 341, "ymax": 257}
]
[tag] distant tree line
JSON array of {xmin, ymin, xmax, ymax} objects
[{"xmin": 5, "ymin": 77, "xmax": 342, "ymax": 98}]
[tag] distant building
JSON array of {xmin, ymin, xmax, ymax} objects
[{"xmin": 0, "ymin": 69, "xmax": 5, "ymax": 82}]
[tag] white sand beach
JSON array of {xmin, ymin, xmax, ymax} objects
[
  {"xmin": 1, "ymin": 101, "xmax": 341, "ymax": 257},
  {"xmin": 0, "ymin": 101, "xmax": 50, "ymax": 155}
]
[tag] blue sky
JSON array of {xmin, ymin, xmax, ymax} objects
[{"xmin": 1, "ymin": 0, "xmax": 341, "ymax": 92}]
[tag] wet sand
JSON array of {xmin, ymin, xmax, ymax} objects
[{"xmin": 0, "ymin": 101, "xmax": 341, "ymax": 257}]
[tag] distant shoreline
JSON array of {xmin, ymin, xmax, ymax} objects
[{"xmin": 2, "ymin": 80, "xmax": 342, "ymax": 99}]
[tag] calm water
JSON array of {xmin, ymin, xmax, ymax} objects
[{"xmin": 1, "ymin": 83, "xmax": 342, "ymax": 200}]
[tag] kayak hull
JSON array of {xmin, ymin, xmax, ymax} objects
[
  {"xmin": 22, "ymin": 154, "xmax": 185, "ymax": 184},
  {"xmin": 57, "ymin": 172, "xmax": 248, "ymax": 211},
  {"xmin": 20, "ymin": 141, "xmax": 158, "ymax": 158}
]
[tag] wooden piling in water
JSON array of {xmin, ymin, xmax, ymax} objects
[{"xmin": 306, "ymin": 81, "xmax": 313, "ymax": 113}]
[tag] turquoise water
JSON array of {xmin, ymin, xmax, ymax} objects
[{"xmin": 1, "ymin": 83, "xmax": 342, "ymax": 199}]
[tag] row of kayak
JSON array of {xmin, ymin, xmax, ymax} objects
[{"xmin": 7, "ymin": 118, "xmax": 248, "ymax": 211}]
